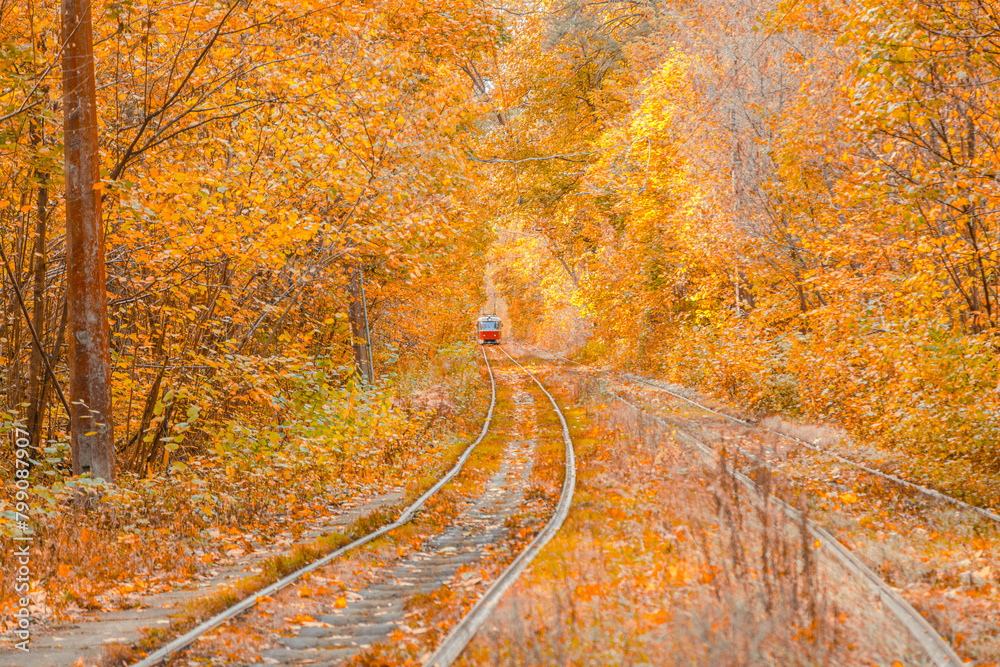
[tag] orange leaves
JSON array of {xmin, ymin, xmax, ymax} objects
[
  {"xmin": 297, "ymin": 582, "xmax": 332, "ymax": 598},
  {"xmin": 641, "ymin": 608, "xmax": 670, "ymax": 625},
  {"xmin": 574, "ymin": 582, "xmax": 601, "ymax": 601}
]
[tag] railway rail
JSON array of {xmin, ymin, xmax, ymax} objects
[
  {"xmin": 547, "ymin": 350, "xmax": 1000, "ymax": 524},
  {"xmin": 624, "ymin": 373, "xmax": 1000, "ymax": 524},
  {"xmin": 130, "ymin": 345, "xmax": 576, "ymax": 667},
  {"xmin": 424, "ymin": 347, "xmax": 575, "ymax": 667},
  {"xmin": 536, "ymin": 349, "xmax": 967, "ymax": 666},
  {"xmin": 610, "ymin": 391, "xmax": 963, "ymax": 667}
]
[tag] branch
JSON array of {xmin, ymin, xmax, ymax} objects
[
  {"xmin": 465, "ymin": 148, "xmax": 605, "ymax": 164},
  {"xmin": 109, "ymin": 0, "xmax": 243, "ymax": 180},
  {"xmin": 0, "ymin": 241, "xmax": 71, "ymax": 418}
]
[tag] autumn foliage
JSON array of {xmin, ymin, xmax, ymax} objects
[
  {"xmin": 481, "ymin": 0, "xmax": 1000, "ymax": 499},
  {"xmin": 3, "ymin": 0, "xmax": 1000, "ymax": 651},
  {"xmin": 2, "ymin": 2, "xmax": 496, "ymax": 483},
  {"xmin": 1, "ymin": 0, "xmax": 499, "ymax": 621}
]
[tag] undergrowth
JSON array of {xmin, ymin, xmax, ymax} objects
[
  {"xmin": 460, "ymin": 372, "xmax": 921, "ymax": 666},
  {"xmin": 0, "ymin": 345, "xmax": 487, "ymax": 630}
]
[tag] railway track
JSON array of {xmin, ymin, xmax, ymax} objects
[
  {"xmin": 545, "ymin": 349, "xmax": 1000, "ymax": 524},
  {"xmin": 534, "ymin": 351, "xmax": 967, "ymax": 666},
  {"xmin": 622, "ymin": 374, "xmax": 1000, "ymax": 524},
  {"xmin": 609, "ymin": 392, "xmax": 964, "ymax": 667},
  {"xmin": 130, "ymin": 345, "xmax": 575, "ymax": 667}
]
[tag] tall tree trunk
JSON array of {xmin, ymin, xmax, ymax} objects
[
  {"xmin": 347, "ymin": 265, "xmax": 370, "ymax": 382},
  {"xmin": 26, "ymin": 116, "xmax": 49, "ymax": 460},
  {"xmin": 62, "ymin": 0, "xmax": 114, "ymax": 480}
]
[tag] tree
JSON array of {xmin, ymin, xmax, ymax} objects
[{"xmin": 62, "ymin": 0, "xmax": 114, "ymax": 480}]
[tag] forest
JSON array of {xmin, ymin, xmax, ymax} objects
[{"xmin": 2, "ymin": 0, "xmax": 999, "ymax": 665}]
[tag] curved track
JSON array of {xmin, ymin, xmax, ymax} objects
[
  {"xmin": 548, "ymin": 349, "xmax": 1000, "ymax": 524},
  {"xmin": 623, "ymin": 374, "xmax": 1000, "ymax": 524},
  {"xmin": 423, "ymin": 346, "xmax": 576, "ymax": 667},
  {"xmin": 610, "ymin": 392, "xmax": 964, "ymax": 667},
  {"xmin": 130, "ymin": 347, "xmax": 498, "ymax": 667},
  {"xmin": 131, "ymin": 345, "xmax": 576, "ymax": 667}
]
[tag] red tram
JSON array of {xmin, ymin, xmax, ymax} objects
[{"xmin": 476, "ymin": 315, "xmax": 503, "ymax": 345}]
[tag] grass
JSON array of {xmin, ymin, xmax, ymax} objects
[
  {"xmin": 105, "ymin": 356, "xmax": 515, "ymax": 666},
  {"xmin": 457, "ymin": 368, "xmax": 926, "ymax": 666},
  {"xmin": 77, "ymin": 360, "xmax": 495, "ymax": 665}
]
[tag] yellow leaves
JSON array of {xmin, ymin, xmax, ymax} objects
[
  {"xmin": 333, "ymin": 596, "xmax": 348, "ymax": 608},
  {"xmin": 574, "ymin": 583, "xmax": 601, "ymax": 601},
  {"xmin": 58, "ymin": 564, "xmax": 73, "ymax": 578},
  {"xmin": 889, "ymin": 107, "xmax": 908, "ymax": 121},
  {"xmin": 895, "ymin": 46, "xmax": 916, "ymax": 63},
  {"xmin": 641, "ymin": 608, "xmax": 670, "ymax": 625}
]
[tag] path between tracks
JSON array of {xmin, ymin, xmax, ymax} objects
[
  {"xmin": 0, "ymin": 492, "xmax": 404, "ymax": 667},
  {"xmin": 173, "ymin": 352, "xmax": 567, "ymax": 665}
]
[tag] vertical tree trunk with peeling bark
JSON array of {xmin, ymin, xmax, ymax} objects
[
  {"xmin": 26, "ymin": 115, "xmax": 49, "ymax": 459},
  {"xmin": 62, "ymin": 0, "xmax": 115, "ymax": 481},
  {"xmin": 347, "ymin": 265, "xmax": 370, "ymax": 382}
]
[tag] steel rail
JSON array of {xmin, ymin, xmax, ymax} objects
[
  {"xmin": 423, "ymin": 346, "xmax": 577, "ymax": 667},
  {"xmin": 613, "ymin": 392, "xmax": 964, "ymax": 667},
  {"xmin": 130, "ymin": 346, "xmax": 498, "ymax": 667},
  {"xmin": 545, "ymin": 349, "xmax": 1000, "ymax": 524},
  {"xmin": 624, "ymin": 374, "xmax": 1000, "ymax": 524}
]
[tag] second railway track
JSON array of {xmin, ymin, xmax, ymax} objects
[
  {"xmin": 130, "ymin": 345, "xmax": 575, "ymax": 667},
  {"xmin": 535, "ymin": 348, "xmax": 968, "ymax": 667}
]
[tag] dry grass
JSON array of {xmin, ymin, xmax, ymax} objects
[
  {"xmin": 759, "ymin": 416, "xmax": 846, "ymax": 448},
  {"xmin": 614, "ymin": 375, "xmax": 1000, "ymax": 666},
  {"xmin": 459, "ymin": 373, "xmax": 926, "ymax": 666}
]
